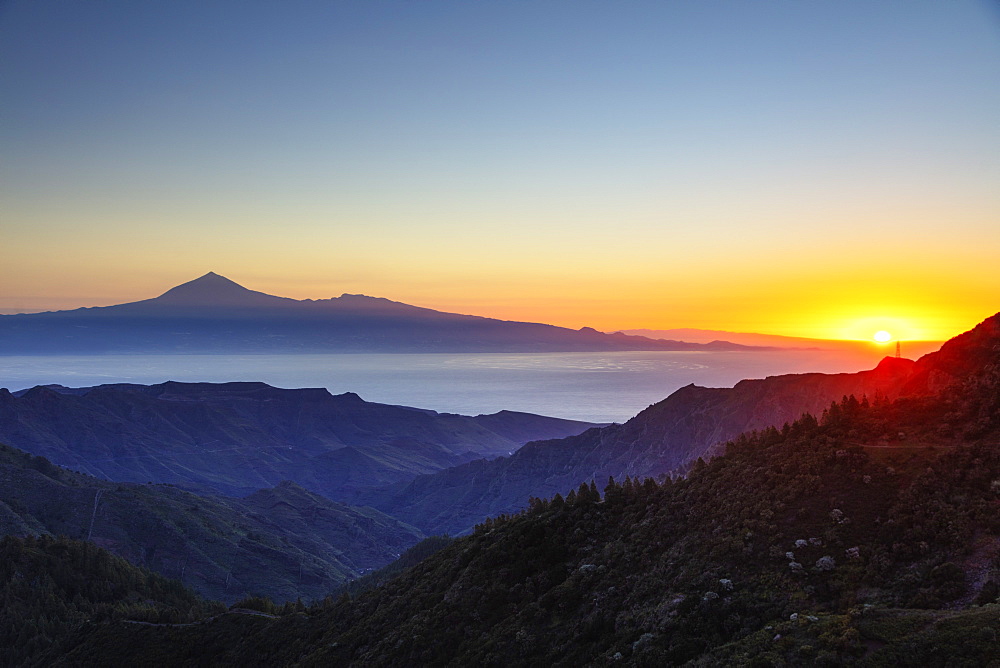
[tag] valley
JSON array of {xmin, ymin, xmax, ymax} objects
[{"xmin": 2, "ymin": 312, "xmax": 997, "ymax": 666}]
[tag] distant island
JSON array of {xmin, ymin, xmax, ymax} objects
[
  {"xmin": 0, "ymin": 272, "xmax": 775, "ymax": 354},
  {"xmin": 622, "ymin": 327, "xmax": 945, "ymax": 359}
]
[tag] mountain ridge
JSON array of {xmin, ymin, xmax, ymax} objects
[
  {"xmin": 622, "ymin": 327, "xmax": 946, "ymax": 359},
  {"xmin": 351, "ymin": 313, "xmax": 1000, "ymax": 536},
  {"xmin": 0, "ymin": 272, "xmax": 775, "ymax": 353},
  {"xmin": 0, "ymin": 380, "xmax": 599, "ymax": 499}
]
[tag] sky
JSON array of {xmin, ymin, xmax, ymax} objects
[{"xmin": 2, "ymin": 1, "xmax": 998, "ymax": 341}]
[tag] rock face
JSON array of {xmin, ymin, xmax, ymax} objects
[
  {"xmin": 0, "ymin": 443, "xmax": 422, "ymax": 603},
  {"xmin": 0, "ymin": 381, "xmax": 599, "ymax": 499},
  {"xmin": 356, "ymin": 338, "xmax": 968, "ymax": 536},
  {"xmin": 0, "ymin": 272, "xmax": 769, "ymax": 353}
]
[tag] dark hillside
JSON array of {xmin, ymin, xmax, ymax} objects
[
  {"xmin": 0, "ymin": 535, "xmax": 222, "ymax": 667},
  {"xmin": 47, "ymin": 312, "xmax": 1000, "ymax": 666},
  {"xmin": 0, "ymin": 443, "xmax": 422, "ymax": 603},
  {"xmin": 293, "ymin": 398, "xmax": 1000, "ymax": 665}
]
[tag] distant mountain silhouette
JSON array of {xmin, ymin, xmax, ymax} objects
[
  {"xmin": 0, "ymin": 273, "xmax": 771, "ymax": 353},
  {"xmin": 150, "ymin": 271, "xmax": 293, "ymax": 308},
  {"xmin": 0, "ymin": 381, "xmax": 599, "ymax": 499},
  {"xmin": 622, "ymin": 327, "xmax": 945, "ymax": 359}
]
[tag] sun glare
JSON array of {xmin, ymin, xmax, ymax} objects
[{"xmin": 873, "ymin": 330, "xmax": 892, "ymax": 343}]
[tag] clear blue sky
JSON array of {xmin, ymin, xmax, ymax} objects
[{"xmin": 2, "ymin": 1, "xmax": 998, "ymax": 338}]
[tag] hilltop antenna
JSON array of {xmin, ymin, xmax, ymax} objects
[{"xmin": 895, "ymin": 341, "xmax": 901, "ymax": 359}]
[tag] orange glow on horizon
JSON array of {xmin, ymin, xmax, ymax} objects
[{"xmin": 0, "ymin": 269, "xmax": 992, "ymax": 345}]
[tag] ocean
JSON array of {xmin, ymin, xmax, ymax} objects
[{"xmin": 0, "ymin": 349, "xmax": 895, "ymax": 423}]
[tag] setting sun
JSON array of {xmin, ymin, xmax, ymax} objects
[{"xmin": 873, "ymin": 330, "xmax": 892, "ymax": 343}]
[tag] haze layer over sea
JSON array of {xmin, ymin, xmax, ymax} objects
[{"xmin": 0, "ymin": 348, "xmax": 907, "ymax": 423}]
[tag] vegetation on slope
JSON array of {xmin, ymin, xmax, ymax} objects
[
  {"xmin": 0, "ymin": 534, "xmax": 223, "ymax": 667},
  {"xmin": 46, "ymin": 381, "xmax": 1000, "ymax": 665},
  {"xmin": 8, "ymin": 313, "xmax": 999, "ymax": 665},
  {"xmin": 293, "ymin": 390, "xmax": 1000, "ymax": 665},
  {"xmin": 336, "ymin": 534, "xmax": 454, "ymax": 598},
  {"xmin": 0, "ymin": 443, "xmax": 423, "ymax": 603}
]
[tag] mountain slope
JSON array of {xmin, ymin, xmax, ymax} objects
[
  {"xmin": 363, "ymin": 315, "xmax": 997, "ymax": 536},
  {"xmin": 0, "ymin": 381, "xmax": 598, "ymax": 499},
  {"xmin": 47, "ymin": 310, "xmax": 1000, "ymax": 666},
  {"xmin": 0, "ymin": 272, "xmax": 770, "ymax": 353},
  {"xmin": 349, "ymin": 314, "xmax": 1000, "ymax": 534},
  {"xmin": 356, "ymin": 354, "xmax": 920, "ymax": 535},
  {"xmin": 0, "ymin": 442, "xmax": 422, "ymax": 603},
  {"xmin": 0, "ymin": 534, "xmax": 223, "ymax": 667},
  {"xmin": 150, "ymin": 271, "xmax": 294, "ymax": 308}
]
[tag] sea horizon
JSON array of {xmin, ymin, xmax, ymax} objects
[{"xmin": 0, "ymin": 347, "xmax": 917, "ymax": 423}]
